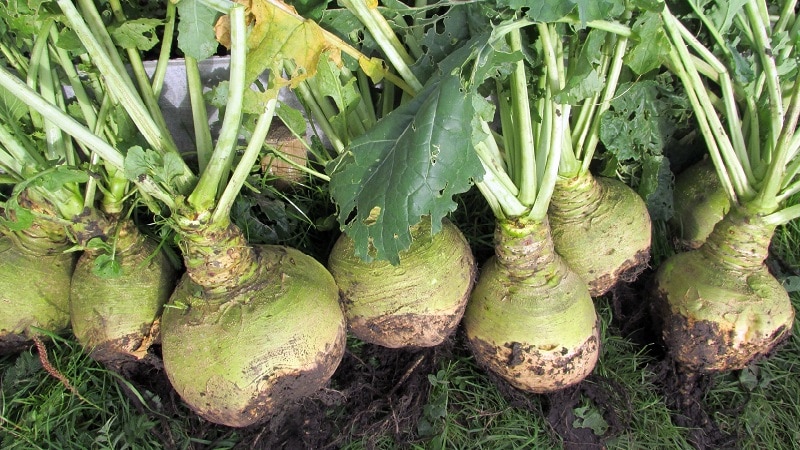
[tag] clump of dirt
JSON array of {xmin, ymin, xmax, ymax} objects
[{"xmin": 650, "ymin": 360, "xmax": 736, "ymax": 449}]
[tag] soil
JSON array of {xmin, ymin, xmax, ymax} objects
[{"xmin": 111, "ymin": 266, "xmax": 766, "ymax": 449}]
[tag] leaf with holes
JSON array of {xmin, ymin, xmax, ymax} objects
[{"xmin": 327, "ymin": 74, "xmax": 482, "ymax": 264}]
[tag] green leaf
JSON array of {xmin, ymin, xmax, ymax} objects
[
  {"xmin": 0, "ymin": 82, "xmax": 29, "ymax": 123},
  {"xmin": 600, "ymin": 80, "xmax": 670, "ymax": 161},
  {"xmin": 410, "ymin": 5, "xmax": 471, "ymax": 82},
  {"xmin": 625, "ymin": 11, "xmax": 670, "ymax": 75},
  {"xmin": 705, "ymin": 0, "xmax": 748, "ymax": 35},
  {"xmin": 36, "ymin": 166, "xmax": 89, "ymax": 192},
  {"xmin": 286, "ymin": 0, "xmax": 332, "ymax": 20},
  {"xmin": 86, "ymin": 236, "xmax": 113, "ymax": 252},
  {"xmin": 638, "ymin": 154, "xmax": 674, "ymax": 221},
  {"xmin": 275, "ymin": 101, "xmax": 309, "ymax": 139},
  {"xmin": 124, "ymin": 146, "xmax": 183, "ymax": 191},
  {"xmin": 501, "ymin": 0, "xmax": 622, "ymax": 23},
  {"xmin": 124, "ymin": 146, "xmax": 151, "ymax": 180},
  {"xmin": 92, "ymin": 253, "xmax": 123, "ymax": 278},
  {"xmin": 313, "ymin": 56, "xmax": 363, "ymax": 141},
  {"xmin": 176, "ymin": 0, "xmax": 220, "ymax": 60},
  {"xmin": 161, "ymin": 153, "xmax": 186, "ymax": 186},
  {"xmin": 499, "ymin": 0, "xmax": 575, "ymax": 22},
  {"xmin": 328, "ymin": 75, "xmax": 482, "ymax": 264},
  {"xmin": 556, "ymin": 29, "xmax": 606, "ymax": 104},
  {"xmin": 783, "ymin": 276, "xmax": 800, "ymax": 293},
  {"xmin": 0, "ymin": 202, "xmax": 34, "ymax": 231},
  {"xmin": 572, "ymin": 405, "xmax": 609, "ymax": 436},
  {"xmin": 108, "ymin": 18, "xmax": 163, "ymax": 51}
]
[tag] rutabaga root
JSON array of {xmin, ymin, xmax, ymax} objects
[
  {"xmin": 0, "ymin": 234, "xmax": 75, "ymax": 355},
  {"xmin": 328, "ymin": 218, "xmax": 475, "ymax": 348},
  {"xmin": 463, "ymin": 219, "xmax": 599, "ymax": 393},
  {"xmin": 549, "ymin": 173, "xmax": 651, "ymax": 297},
  {"xmin": 70, "ymin": 220, "xmax": 176, "ymax": 373},
  {"xmin": 261, "ymin": 123, "xmax": 309, "ymax": 188},
  {"xmin": 670, "ymin": 158, "xmax": 730, "ymax": 250},
  {"xmin": 161, "ymin": 244, "xmax": 346, "ymax": 428},
  {"xmin": 651, "ymin": 207, "xmax": 794, "ymax": 372}
]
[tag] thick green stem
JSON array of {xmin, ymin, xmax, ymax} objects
[
  {"xmin": 507, "ymin": 29, "xmax": 537, "ymax": 205},
  {"xmin": 340, "ymin": 0, "xmax": 423, "ymax": 93},
  {"xmin": 57, "ymin": 0, "xmax": 188, "ymax": 188},
  {"xmin": 187, "ymin": 5, "xmax": 246, "ymax": 212},
  {"xmin": 213, "ymin": 98, "xmax": 278, "ymax": 223},
  {"xmin": 0, "ymin": 66, "xmax": 177, "ymax": 210},
  {"xmin": 151, "ymin": 1, "xmax": 177, "ymax": 97},
  {"xmin": 185, "ymin": 56, "xmax": 214, "ymax": 173},
  {"xmin": 662, "ymin": 10, "xmax": 741, "ymax": 203},
  {"xmin": 745, "ymin": 0, "xmax": 783, "ymax": 141},
  {"xmin": 578, "ymin": 33, "xmax": 628, "ymax": 174}
]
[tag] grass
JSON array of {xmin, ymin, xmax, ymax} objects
[{"xmin": 3, "ymin": 186, "xmax": 800, "ymax": 448}]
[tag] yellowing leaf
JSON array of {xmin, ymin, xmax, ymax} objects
[{"xmin": 244, "ymin": 0, "xmax": 342, "ymax": 87}]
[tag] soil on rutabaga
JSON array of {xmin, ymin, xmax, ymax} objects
[{"xmin": 97, "ymin": 263, "xmax": 772, "ymax": 450}]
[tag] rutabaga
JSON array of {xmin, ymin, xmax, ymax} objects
[
  {"xmin": 464, "ymin": 219, "xmax": 599, "ymax": 392},
  {"xmin": 655, "ymin": 1, "xmax": 799, "ymax": 371},
  {"xmin": 670, "ymin": 159, "xmax": 730, "ymax": 250},
  {"xmin": 652, "ymin": 206, "xmax": 792, "ymax": 371},
  {"xmin": 549, "ymin": 173, "xmax": 651, "ymax": 296},
  {"xmin": 292, "ymin": 2, "xmax": 478, "ymax": 349},
  {"xmin": 328, "ymin": 218, "xmax": 475, "ymax": 348},
  {"xmin": 70, "ymin": 220, "xmax": 176, "ymax": 373},
  {"xmin": 538, "ymin": 15, "xmax": 660, "ymax": 296},
  {"xmin": 0, "ymin": 220, "xmax": 75, "ymax": 354},
  {"xmin": 460, "ymin": 19, "xmax": 604, "ymax": 392},
  {"xmin": 162, "ymin": 220, "xmax": 345, "ymax": 427}
]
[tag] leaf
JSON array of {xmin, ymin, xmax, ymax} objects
[
  {"xmin": 161, "ymin": 153, "xmax": 187, "ymax": 186},
  {"xmin": 638, "ymin": 154, "xmax": 674, "ymax": 221},
  {"xmin": 500, "ymin": 0, "xmax": 622, "ymax": 24},
  {"xmin": 572, "ymin": 405, "xmax": 609, "ymax": 436},
  {"xmin": 705, "ymin": 0, "xmax": 748, "ymax": 35},
  {"xmin": 176, "ymin": 0, "xmax": 220, "ymax": 60},
  {"xmin": 327, "ymin": 75, "xmax": 482, "ymax": 264},
  {"xmin": 123, "ymin": 146, "xmax": 183, "ymax": 191},
  {"xmin": 85, "ymin": 237, "xmax": 113, "ymax": 252},
  {"xmin": 0, "ymin": 0, "xmax": 52, "ymax": 39},
  {"xmin": 556, "ymin": 29, "xmax": 607, "ymax": 104},
  {"xmin": 0, "ymin": 82, "xmax": 28, "ymax": 123},
  {"xmin": 0, "ymin": 202, "xmax": 34, "ymax": 231},
  {"xmin": 108, "ymin": 18, "xmax": 163, "ymax": 51},
  {"xmin": 35, "ymin": 166, "xmax": 89, "ymax": 192},
  {"xmin": 499, "ymin": 0, "xmax": 575, "ymax": 22},
  {"xmin": 286, "ymin": 0, "xmax": 332, "ymax": 20},
  {"xmin": 783, "ymin": 276, "xmax": 800, "ymax": 293},
  {"xmin": 243, "ymin": 0, "xmax": 343, "ymax": 87},
  {"xmin": 409, "ymin": 4, "xmax": 471, "ymax": 82},
  {"xmin": 313, "ymin": 56, "xmax": 363, "ymax": 141},
  {"xmin": 625, "ymin": 11, "xmax": 670, "ymax": 75},
  {"xmin": 600, "ymin": 80, "xmax": 669, "ymax": 161},
  {"xmin": 275, "ymin": 101, "xmax": 309, "ymax": 138},
  {"xmin": 124, "ymin": 146, "xmax": 151, "ymax": 180},
  {"xmin": 92, "ymin": 253, "xmax": 123, "ymax": 279}
]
